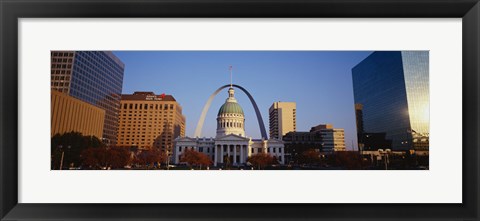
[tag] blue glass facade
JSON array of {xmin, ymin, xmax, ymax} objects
[
  {"xmin": 51, "ymin": 51, "xmax": 125, "ymax": 144},
  {"xmin": 352, "ymin": 51, "xmax": 429, "ymax": 151}
]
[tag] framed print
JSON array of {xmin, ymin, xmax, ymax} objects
[{"xmin": 1, "ymin": 0, "xmax": 479, "ymax": 220}]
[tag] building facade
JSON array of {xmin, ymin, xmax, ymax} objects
[
  {"xmin": 282, "ymin": 131, "xmax": 323, "ymax": 163},
  {"xmin": 310, "ymin": 124, "xmax": 346, "ymax": 152},
  {"xmin": 116, "ymin": 92, "xmax": 186, "ymax": 152},
  {"xmin": 282, "ymin": 124, "xmax": 346, "ymax": 162},
  {"xmin": 51, "ymin": 89, "xmax": 105, "ymax": 138},
  {"xmin": 352, "ymin": 51, "xmax": 429, "ymax": 151},
  {"xmin": 269, "ymin": 102, "xmax": 296, "ymax": 140},
  {"xmin": 51, "ymin": 51, "xmax": 125, "ymax": 145},
  {"xmin": 174, "ymin": 87, "xmax": 285, "ymax": 166}
]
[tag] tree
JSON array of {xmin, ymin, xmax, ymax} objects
[
  {"xmin": 81, "ymin": 146, "xmax": 132, "ymax": 169},
  {"xmin": 180, "ymin": 149, "xmax": 212, "ymax": 169},
  {"xmin": 247, "ymin": 153, "xmax": 276, "ymax": 169},
  {"xmin": 81, "ymin": 147, "xmax": 105, "ymax": 169},
  {"xmin": 333, "ymin": 151, "xmax": 366, "ymax": 169},
  {"xmin": 106, "ymin": 147, "xmax": 132, "ymax": 169},
  {"xmin": 296, "ymin": 149, "xmax": 321, "ymax": 165},
  {"xmin": 135, "ymin": 148, "xmax": 166, "ymax": 169},
  {"xmin": 51, "ymin": 131, "xmax": 104, "ymax": 169}
]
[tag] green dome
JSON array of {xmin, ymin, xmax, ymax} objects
[{"xmin": 218, "ymin": 101, "xmax": 244, "ymax": 116}]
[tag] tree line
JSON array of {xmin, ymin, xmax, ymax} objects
[{"xmin": 51, "ymin": 132, "xmax": 166, "ymax": 170}]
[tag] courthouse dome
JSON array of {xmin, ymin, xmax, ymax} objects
[
  {"xmin": 218, "ymin": 101, "xmax": 244, "ymax": 116},
  {"xmin": 216, "ymin": 87, "xmax": 246, "ymax": 138},
  {"xmin": 217, "ymin": 87, "xmax": 244, "ymax": 116}
]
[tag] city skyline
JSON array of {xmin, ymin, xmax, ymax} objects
[{"xmin": 113, "ymin": 51, "xmax": 373, "ymax": 150}]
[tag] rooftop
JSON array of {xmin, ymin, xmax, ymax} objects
[{"xmin": 121, "ymin": 91, "xmax": 176, "ymax": 101}]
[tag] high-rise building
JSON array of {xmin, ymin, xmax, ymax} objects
[
  {"xmin": 269, "ymin": 102, "xmax": 296, "ymax": 140},
  {"xmin": 51, "ymin": 89, "xmax": 105, "ymax": 138},
  {"xmin": 51, "ymin": 51, "xmax": 125, "ymax": 145},
  {"xmin": 116, "ymin": 92, "xmax": 186, "ymax": 152},
  {"xmin": 310, "ymin": 124, "xmax": 346, "ymax": 152},
  {"xmin": 282, "ymin": 123, "xmax": 346, "ymax": 162},
  {"xmin": 352, "ymin": 51, "xmax": 429, "ymax": 151},
  {"xmin": 282, "ymin": 131, "xmax": 323, "ymax": 163}
]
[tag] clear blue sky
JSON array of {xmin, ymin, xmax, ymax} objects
[{"xmin": 113, "ymin": 51, "xmax": 372, "ymax": 150}]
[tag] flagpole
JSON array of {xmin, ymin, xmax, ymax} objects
[{"xmin": 229, "ymin": 65, "xmax": 232, "ymax": 87}]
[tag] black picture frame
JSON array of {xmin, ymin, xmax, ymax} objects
[{"xmin": 1, "ymin": 0, "xmax": 479, "ymax": 220}]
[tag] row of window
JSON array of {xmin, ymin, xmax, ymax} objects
[
  {"xmin": 120, "ymin": 124, "xmax": 174, "ymax": 128},
  {"xmin": 218, "ymin": 121, "xmax": 243, "ymax": 128},
  {"xmin": 51, "ymin": 64, "xmax": 73, "ymax": 69},
  {"xmin": 176, "ymin": 146, "xmax": 283, "ymax": 154},
  {"xmin": 52, "ymin": 52, "xmax": 74, "ymax": 57},
  {"xmin": 121, "ymin": 110, "xmax": 174, "ymax": 114},
  {"xmin": 120, "ymin": 117, "xmax": 173, "ymax": 121},
  {"xmin": 122, "ymin": 103, "xmax": 174, "ymax": 110},
  {"xmin": 51, "ymin": 70, "xmax": 72, "ymax": 76},
  {"xmin": 51, "ymin": 76, "xmax": 71, "ymax": 81},
  {"xmin": 52, "ymin": 82, "xmax": 70, "ymax": 87},
  {"xmin": 52, "ymin": 58, "xmax": 73, "ymax": 63}
]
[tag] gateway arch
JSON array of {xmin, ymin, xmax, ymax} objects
[{"xmin": 194, "ymin": 84, "xmax": 268, "ymax": 139}]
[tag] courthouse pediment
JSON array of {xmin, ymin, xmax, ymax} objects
[{"xmin": 215, "ymin": 134, "xmax": 250, "ymax": 141}]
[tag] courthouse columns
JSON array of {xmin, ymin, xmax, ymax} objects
[
  {"xmin": 240, "ymin": 145, "xmax": 244, "ymax": 164},
  {"xmin": 233, "ymin": 145, "xmax": 237, "ymax": 164},
  {"xmin": 220, "ymin": 145, "xmax": 224, "ymax": 163},
  {"xmin": 214, "ymin": 145, "xmax": 218, "ymax": 166}
]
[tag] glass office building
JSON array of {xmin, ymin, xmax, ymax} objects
[
  {"xmin": 51, "ymin": 51, "xmax": 125, "ymax": 145},
  {"xmin": 352, "ymin": 51, "xmax": 429, "ymax": 151}
]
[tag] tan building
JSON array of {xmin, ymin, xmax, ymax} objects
[
  {"xmin": 116, "ymin": 92, "xmax": 186, "ymax": 152},
  {"xmin": 269, "ymin": 102, "xmax": 296, "ymax": 140},
  {"xmin": 51, "ymin": 89, "xmax": 105, "ymax": 138},
  {"xmin": 311, "ymin": 124, "xmax": 346, "ymax": 151}
]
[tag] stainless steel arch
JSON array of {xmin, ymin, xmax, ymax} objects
[{"xmin": 194, "ymin": 84, "xmax": 268, "ymax": 139}]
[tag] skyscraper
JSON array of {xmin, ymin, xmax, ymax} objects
[
  {"xmin": 51, "ymin": 51, "xmax": 125, "ymax": 144},
  {"xmin": 269, "ymin": 102, "xmax": 296, "ymax": 140},
  {"xmin": 352, "ymin": 51, "xmax": 429, "ymax": 151},
  {"xmin": 116, "ymin": 92, "xmax": 186, "ymax": 151}
]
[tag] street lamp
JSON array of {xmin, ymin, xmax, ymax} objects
[{"xmin": 58, "ymin": 145, "xmax": 71, "ymax": 170}]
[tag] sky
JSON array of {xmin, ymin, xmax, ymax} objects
[{"xmin": 113, "ymin": 51, "xmax": 373, "ymax": 150}]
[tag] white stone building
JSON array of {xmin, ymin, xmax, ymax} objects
[{"xmin": 173, "ymin": 87, "xmax": 285, "ymax": 166}]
